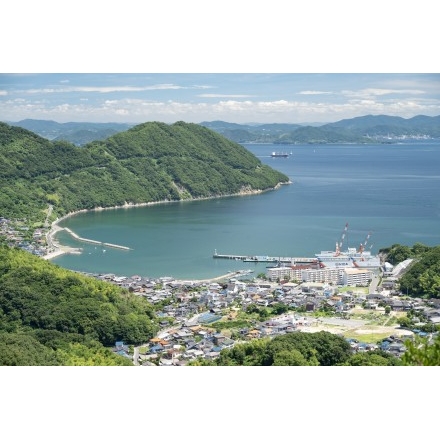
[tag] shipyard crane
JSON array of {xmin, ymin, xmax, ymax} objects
[
  {"xmin": 334, "ymin": 223, "xmax": 349, "ymax": 256},
  {"xmin": 358, "ymin": 231, "xmax": 372, "ymax": 254}
]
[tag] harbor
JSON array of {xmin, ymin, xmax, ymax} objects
[{"xmin": 213, "ymin": 250, "xmax": 316, "ymax": 264}]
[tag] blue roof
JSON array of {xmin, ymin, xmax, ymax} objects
[
  {"xmin": 198, "ymin": 312, "xmax": 221, "ymax": 324},
  {"xmin": 117, "ymin": 350, "xmax": 131, "ymax": 358}
]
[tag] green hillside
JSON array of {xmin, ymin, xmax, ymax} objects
[
  {"xmin": 0, "ymin": 121, "xmax": 289, "ymax": 224},
  {"xmin": 0, "ymin": 246, "xmax": 157, "ymax": 365}
]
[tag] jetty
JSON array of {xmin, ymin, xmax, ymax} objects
[
  {"xmin": 63, "ymin": 228, "xmax": 131, "ymax": 250},
  {"xmin": 213, "ymin": 250, "xmax": 316, "ymax": 264}
]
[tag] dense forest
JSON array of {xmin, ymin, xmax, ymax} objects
[
  {"xmin": 0, "ymin": 121, "xmax": 289, "ymax": 224},
  {"xmin": 0, "ymin": 246, "xmax": 157, "ymax": 365}
]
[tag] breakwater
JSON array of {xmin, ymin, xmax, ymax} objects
[{"xmin": 64, "ymin": 228, "xmax": 131, "ymax": 250}]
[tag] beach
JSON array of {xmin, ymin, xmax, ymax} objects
[{"xmin": 43, "ymin": 218, "xmax": 82, "ymax": 260}]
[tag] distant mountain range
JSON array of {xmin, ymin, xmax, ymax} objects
[
  {"xmin": 6, "ymin": 114, "xmax": 440, "ymax": 145},
  {"xmin": 201, "ymin": 115, "xmax": 440, "ymax": 144},
  {"xmin": 10, "ymin": 119, "xmax": 133, "ymax": 145}
]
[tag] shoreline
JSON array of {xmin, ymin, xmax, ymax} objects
[{"xmin": 43, "ymin": 182, "xmax": 291, "ymax": 261}]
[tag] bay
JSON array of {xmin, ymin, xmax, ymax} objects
[{"xmin": 53, "ymin": 141, "xmax": 440, "ymax": 280}]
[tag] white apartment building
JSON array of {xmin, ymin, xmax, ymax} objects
[
  {"xmin": 342, "ymin": 268, "xmax": 371, "ymax": 286},
  {"xmin": 301, "ymin": 267, "xmax": 342, "ymax": 284},
  {"xmin": 267, "ymin": 265, "xmax": 372, "ymax": 286}
]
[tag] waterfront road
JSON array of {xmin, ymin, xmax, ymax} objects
[{"xmin": 369, "ymin": 273, "xmax": 380, "ymax": 294}]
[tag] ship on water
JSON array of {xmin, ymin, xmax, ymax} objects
[
  {"xmin": 271, "ymin": 151, "xmax": 292, "ymax": 158},
  {"xmin": 315, "ymin": 223, "xmax": 381, "ymax": 269}
]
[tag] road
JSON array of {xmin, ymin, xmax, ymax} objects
[
  {"xmin": 369, "ymin": 273, "xmax": 380, "ymax": 294},
  {"xmin": 44, "ymin": 204, "xmax": 53, "ymax": 228},
  {"xmin": 133, "ymin": 346, "xmax": 140, "ymax": 365}
]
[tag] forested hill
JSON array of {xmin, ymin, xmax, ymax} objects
[
  {"xmin": 0, "ymin": 246, "xmax": 157, "ymax": 365},
  {"xmin": 0, "ymin": 121, "xmax": 289, "ymax": 223}
]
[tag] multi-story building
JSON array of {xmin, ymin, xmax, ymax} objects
[
  {"xmin": 342, "ymin": 268, "xmax": 371, "ymax": 286},
  {"xmin": 267, "ymin": 264, "xmax": 373, "ymax": 286}
]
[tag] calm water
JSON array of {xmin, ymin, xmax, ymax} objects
[{"xmin": 53, "ymin": 141, "xmax": 440, "ymax": 279}]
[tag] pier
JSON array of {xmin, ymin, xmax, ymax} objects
[
  {"xmin": 63, "ymin": 228, "xmax": 131, "ymax": 250},
  {"xmin": 213, "ymin": 250, "xmax": 316, "ymax": 264}
]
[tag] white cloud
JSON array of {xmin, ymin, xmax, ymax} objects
[
  {"xmin": 1, "ymin": 96, "xmax": 439, "ymax": 124},
  {"xmin": 0, "ymin": 90, "xmax": 7, "ymax": 96},
  {"xmin": 343, "ymin": 88, "xmax": 426, "ymax": 98},
  {"xmin": 198, "ymin": 94, "xmax": 254, "ymax": 98},
  {"xmin": 298, "ymin": 91, "xmax": 333, "ymax": 95},
  {"xmin": 19, "ymin": 84, "xmax": 213, "ymax": 95}
]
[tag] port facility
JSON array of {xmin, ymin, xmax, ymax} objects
[{"xmin": 213, "ymin": 250, "xmax": 316, "ymax": 264}]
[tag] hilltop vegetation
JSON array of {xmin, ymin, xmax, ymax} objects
[
  {"xmin": 380, "ymin": 243, "xmax": 440, "ymax": 297},
  {"xmin": 0, "ymin": 121, "xmax": 289, "ymax": 223},
  {"xmin": 399, "ymin": 246, "xmax": 440, "ymax": 298},
  {"xmin": 0, "ymin": 246, "xmax": 157, "ymax": 365}
]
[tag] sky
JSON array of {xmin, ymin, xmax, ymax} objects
[
  {"xmin": 1, "ymin": 73, "xmax": 439, "ymax": 125},
  {"xmin": 2, "ymin": 2, "xmax": 439, "ymax": 126}
]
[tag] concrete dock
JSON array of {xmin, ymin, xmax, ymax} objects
[{"xmin": 213, "ymin": 250, "xmax": 315, "ymax": 264}]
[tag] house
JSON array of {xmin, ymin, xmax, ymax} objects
[
  {"xmin": 149, "ymin": 344, "xmax": 164, "ymax": 353},
  {"xmin": 305, "ymin": 301, "xmax": 317, "ymax": 312},
  {"xmin": 390, "ymin": 300, "xmax": 405, "ymax": 311},
  {"xmin": 114, "ymin": 340, "xmax": 129, "ymax": 352},
  {"xmin": 213, "ymin": 334, "xmax": 226, "ymax": 345},
  {"xmin": 247, "ymin": 329, "xmax": 261, "ymax": 339}
]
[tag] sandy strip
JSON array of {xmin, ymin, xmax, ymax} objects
[{"xmin": 43, "ymin": 221, "xmax": 82, "ymax": 260}]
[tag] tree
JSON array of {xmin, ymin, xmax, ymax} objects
[
  {"xmin": 385, "ymin": 244, "xmax": 412, "ymax": 265},
  {"xmin": 271, "ymin": 302, "xmax": 288, "ymax": 315},
  {"xmin": 273, "ymin": 349, "xmax": 310, "ymax": 366},
  {"xmin": 384, "ymin": 305, "xmax": 391, "ymax": 315},
  {"xmin": 402, "ymin": 334, "xmax": 440, "ymax": 366},
  {"xmin": 339, "ymin": 351, "xmax": 402, "ymax": 366},
  {"xmin": 397, "ymin": 315, "xmax": 412, "ymax": 328}
]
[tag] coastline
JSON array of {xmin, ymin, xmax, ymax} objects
[
  {"xmin": 43, "ymin": 182, "xmax": 291, "ymax": 261},
  {"xmin": 43, "ymin": 222, "xmax": 82, "ymax": 260}
]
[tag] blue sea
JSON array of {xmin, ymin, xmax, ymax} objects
[{"xmin": 53, "ymin": 141, "xmax": 440, "ymax": 279}]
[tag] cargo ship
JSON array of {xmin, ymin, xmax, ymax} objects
[{"xmin": 271, "ymin": 151, "xmax": 291, "ymax": 158}]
